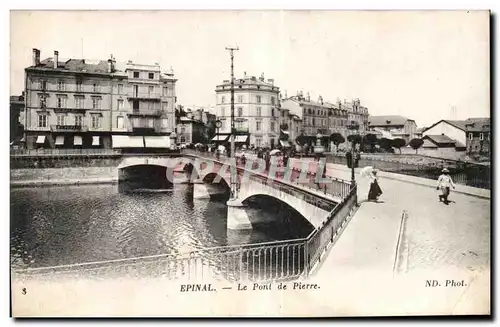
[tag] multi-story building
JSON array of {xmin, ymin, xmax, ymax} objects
[
  {"xmin": 176, "ymin": 108, "xmax": 216, "ymax": 145},
  {"xmin": 278, "ymin": 105, "xmax": 302, "ymax": 147},
  {"xmin": 325, "ymin": 100, "xmax": 349, "ymax": 138},
  {"xmin": 368, "ymin": 115, "xmax": 417, "ymax": 142},
  {"xmin": 23, "ymin": 48, "xmax": 177, "ymax": 150},
  {"xmin": 214, "ymin": 74, "xmax": 281, "ymax": 149},
  {"xmin": 341, "ymin": 99, "xmax": 370, "ymax": 135}
]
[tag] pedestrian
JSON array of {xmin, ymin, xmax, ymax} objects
[
  {"xmin": 437, "ymin": 168, "xmax": 455, "ymax": 205},
  {"xmin": 240, "ymin": 153, "xmax": 246, "ymax": 166},
  {"xmin": 367, "ymin": 169, "xmax": 383, "ymax": 201}
]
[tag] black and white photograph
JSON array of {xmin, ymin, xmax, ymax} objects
[{"xmin": 8, "ymin": 9, "xmax": 491, "ymax": 317}]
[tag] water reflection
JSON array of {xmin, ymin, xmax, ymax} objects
[{"xmin": 11, "ymin": 183, "xmax": 312, "ymax": 271}]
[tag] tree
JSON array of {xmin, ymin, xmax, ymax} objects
[
  {"xmin": 378, "ymin": 138, "xmax": 393, "ymax": 152},
  {"xmin": 391, "ymin": 138, "xmax": 406, "ymax": 154},
  {"xmin": 330, "ymin": 133, "xmax": 345, "ymax": 152},
  {"xmin": 409, "ymin": 138, "xmax": 424, "ymax": 154},
  {"xmin": 347, "ymin": 134, "xmax": 362, "ymax": 146},
  {"xmin": 362, "ymin": 133, "xmax": 378, "ymax": 152}
]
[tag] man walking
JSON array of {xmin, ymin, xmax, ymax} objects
[{"xmin": 437, "ymin": 168, "xmax": 455, "ymax": 204}]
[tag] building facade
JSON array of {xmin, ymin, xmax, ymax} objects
[
  {"xmin": 341, "ymin": 99, "xmax": 370, "ymax": 135},
  {"xmin": 465, "ymin": 118, "xmax": 490, "ymax": 155},
  {"xmin": 281, "ymin": 93, "xmax": 350, "ymax": 138},
  {"xmin": 368, "ymin": 115, "xmax": 417, "ymax": 142},
  {"xmin": 23, "ymin": 49, "xmax": 177, "ymax": 150},
  {"xmin": 214, "ymin": 74, "xmax": 280, "ymax": 148}
]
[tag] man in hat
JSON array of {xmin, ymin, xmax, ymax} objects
[{"xmin": 436, "ymin": 168, "xmax": 455, "ymax": 204}]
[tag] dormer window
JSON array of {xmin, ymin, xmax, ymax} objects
[{"xmin": 480, "ymin": 133, "xmax": 484, "ymax": 141}]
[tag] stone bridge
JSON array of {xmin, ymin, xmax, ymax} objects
[{"xmin": 116, "ymin": 153, "xmax": 351, "ymax": 231}]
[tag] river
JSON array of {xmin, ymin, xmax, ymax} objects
[{"xmin": 10, "ymin": 183, "xmax": 313, "ymax": 271}]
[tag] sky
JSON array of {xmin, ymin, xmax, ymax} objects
[{"xmin": 9, "ymin": 10, "xmax": 490, "ymax": 128}]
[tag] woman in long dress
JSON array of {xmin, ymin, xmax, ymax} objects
[{"xmin": 367, "ymin": 169, "xmax": 383, "ymax": 201}]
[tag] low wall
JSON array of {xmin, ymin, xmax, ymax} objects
[
  {"xmin": 10, "ymin": 167, "xmax": 118, "ymax": 187},
  {"xmin": 10, "ymin": 156, "xmax": 122, "ymax": 169}
]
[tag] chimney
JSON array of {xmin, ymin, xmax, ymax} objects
[
  {"xmin": 107, "ymin": 59, "xmax": 113, "ymax": 73},
  {"xmin": 32, "ymin": 48, "xmax": 40, "ymax": 66},
  {"xmin": 306, "ymin": 92, "xmax": 310, "ymax": 102},
  {"xmin": 53, "ymin": 51, "xmax": 59, "ymax": 69},
  {"xmin": 318, "ymin": 95, "xmax": 323, "ymax": 105},
  {"xmin": 267, "ymin": 79, "xmax": 274, "ymax": 85}
]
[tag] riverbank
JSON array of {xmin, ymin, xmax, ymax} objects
[{"xmin": 10, "ymin": 167, "xmax": 118, "ymax": 188}]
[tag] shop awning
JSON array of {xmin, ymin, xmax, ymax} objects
[
  {"xmin": 281, "ymin": 130, "xmax": 289, "ymax": 135},
  {"xmin": 92, "ymin": 136, "xmax": 100, "ymax": 146},
  {"xmin": 74, "ymin": 135, "xmax": 83, "ymax": 146},
  {"xmin": 55, "ymin": 136, "xmax": 65, "ymax": 145},
  {"xmin": 144, "ymin": 136, "xmax": 171, "ymax": 148},
  {"xmin": 235, "ymin": 135, "xmax": 248, "ymax": 143},
  {"xmin": 36, "ymin": 135, "xmax": 46, "ymax": 144},
  {"xmin": 280, "ymin": 140, "xmax": 292, "ymax": 147},
  {"xmin": 212, "ymin": 135, "xmax": 229, "ymax": 141},
  {"xmin": 112, "ymin": 135, "xmax": 144, "ymax": 148}
]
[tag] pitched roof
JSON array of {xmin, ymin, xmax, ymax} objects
[
  {"xmin": 288, "ymin": 96, "xmax": 332, "ymax": 109},
  {"xmin": 425, "ymin": 118, "xmax": 490, "ymax": 133},
  {"xmin": 368, "ymin": 115, "xmax": 413, "ymax": 127},
  {"xmin": 424, "ymin": 134, "xmax": 457, "ymax": 145},
  {"xmin": 422, "ymin": 139, "xmax": 438, "ymax": 148}
]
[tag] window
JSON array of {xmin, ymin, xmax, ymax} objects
[
  {"xmin": 93, "ymin": 83, "xmax": 99, "ymax": 92},
  {"xmin": 117, "ymin": 99, "xmax": 124, "ymax": 110},
  {"xmin": 91, "ymin": 115, "xmax": 102, "ymax": 129},
  {"xmin": 92, "ymin": 97, "xmax": 101, "ymax": 110},
  {"xmin": 76, "ymin": 81, "xmax": 83, "ymax": 92},
  {"xmin": 38, "ymin": 94, "xmax": 47, "ymax": 108},
  {"xmin": 469, "ymin": 133, "xmax": 473, "ymax": 140},
  {"xmin": 133, "ymin": 71, "xmax": 140, "ymax": 78},
  {"xmin": 75, "ymin": 115, "xmax": 83, "ymax": 126},
  {"xmin": 480, "ymin": 133, "xmax": 484, "ymax": 140},
  {"xmin": 149, "ymin": 73, "xmax": 154, "ymax": 79},
  {"xmin": 163, "ymin": 87, "xmax": 168, "ymax": 96},
  {"xmin": 256, "ymin": 95, "xmax": 261, "ymax": 104},
  {"xmin": 57, "ymin": 114, "xmax": 65, "ymax": 126},
  {"xmin": 221, "ymin": 107, "xmax": 225, "ymax": 117},
  {"xmin": 40, "ymin": 80, "xmax": 47, "ymax": 90},
  {"xmin": 57, "ymin": 96, "xmax": 66, "ymax": 108},
  {"xmin": 148, "ymin": 118, "xmax": 154, "ymax": 128},
  {"xmin": 221, "ymin": 96, "xmax": 226, "ymax": 104},
  {"xmin": 133, "ymin": 85, "xmax": 139, "ymax": 97},
  {"xmin": 238, "ymin": 107, "xmax": 243, "ymax": 117},
  {"xmin": 117, "ymin": 116, "xmax": 124, "ymax": 129},
  {"xmin": 75, "ymin": 96, "xmax": 84, "ymax": 109},
  {"xmin": 296, "ymin": 126, "xmax": 299, "ymax": 133},
  {"xmin": 162, "ymin": 102, "xmax": 168, "ymax": 111},
  {"xmin": 256, "ymin": 121, "xmax": 261, "ymax": 131},
  {"xmin": 58, "ymin": 81, "xmax": 65, "ymax": 91},
  {"xmin": 180, "ymin": 135, "xmax": 186, "ymax": 143},
  {"xmin": 256, "ymin": 107, "xmax": 262, "ymax": 117},
  {"xmin": 118, "ymin": 84, "xmax": 123, "ymax": 94},
  {"xmin": 181, "ymin": 126, "xmax": 186, "ymax": 133},
  {"xmin": 238, "ymin": 95, "xmax": 243, "ymax": 103},
  {"xmin": 270, "ymin": 122, "xmax": 275, "ymax": 132},
  {"xmin": 271, "ymin": 108, "xmax": 275, "ymax": 117},
  {"xmin": 162, "ymin": 118, "xmax": 169, "ymax": 128},
  {"xmin": 37, "ymin": 114, "xmax": 47, "ymax": 128},
  {"xmin": 255, "ymin": 137, "xmax": 262, "ymax": 147},
  {"xmin": 148, "ymin": 86, "xmax": 155, "ymax": 95},
  {"xmin": 271, "ymin": 97, "xmax": 275, "ymax": 105}
]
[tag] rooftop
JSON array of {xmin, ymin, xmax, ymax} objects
[
  {"xmin": 424, "ymin": 134, "xmax": 457, "ymax": 145},
  {"xmin": 368, "ymin": 115, "xmax": 413, "ymax": 127}
]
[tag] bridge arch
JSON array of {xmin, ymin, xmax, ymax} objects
[{"xmin": 242, "ymin": 194, "xmax": 315, "ymax": 231}]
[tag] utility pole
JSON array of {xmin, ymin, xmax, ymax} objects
[{"xmin": 226, "ymin": 46, "xmax": 239, "ymax": 199}]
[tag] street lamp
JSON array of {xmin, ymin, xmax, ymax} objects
[
  {"xmin": 215, "ymin": 120, "xmax": 222, "ymax": 141},
  {"xmin": 346, "ymin": 121, "xmax": 360, "ymax": 186}
]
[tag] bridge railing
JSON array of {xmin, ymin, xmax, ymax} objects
[{"xmin": 182, "ymin": 148, "xmax": 352, "ymax": 201}]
